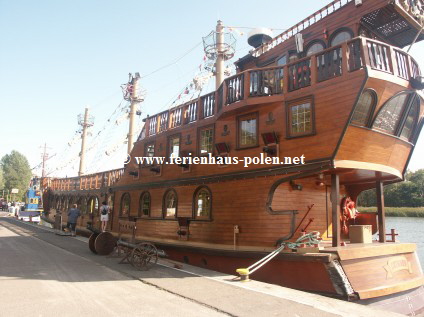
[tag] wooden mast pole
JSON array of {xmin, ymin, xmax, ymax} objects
[
  {"xmin": 128, "ymin": 73, "xmax": 141, "ymax": 154},
  {"xmin": 78, "ymin": 108, "xmax": 89, "ymax": 176},
  {"xmin": 215, "ymin": 20, "xmax": 224, "ymax": 89}
]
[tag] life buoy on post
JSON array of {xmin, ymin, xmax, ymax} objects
[{"xmin": 340, "ymin": 197, "xmax": 358, "ymax": 236}]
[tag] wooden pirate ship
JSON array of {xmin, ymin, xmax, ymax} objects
[{"xmin": 45, "ymin": 0, "xmax": 424, "ymax": 314}]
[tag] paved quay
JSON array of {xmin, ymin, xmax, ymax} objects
[{"xmin": 0, "ymin": 215, "xmax": 403, "ymax": 317}]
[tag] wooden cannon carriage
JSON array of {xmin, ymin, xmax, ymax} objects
[{"xmin": 87, "ymin": 220, "xmax": 166, "ymax": 270}]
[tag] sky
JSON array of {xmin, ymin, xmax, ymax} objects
[{"xmin": 0, "ymin": 0, "xmax": 423, "ymax": 178}]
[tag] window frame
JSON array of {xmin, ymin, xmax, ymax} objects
[
  {"xmin": 351, "ymin": 89, "xmax": 378, "ymax": 128},
  {"xmin": 371, "ymin": 91, "xmax": 417, "ymax": 138},
  {"xmin": 304, "ymin": 39, "xmax": 326, "ymax": 57},
  {"xmin": 120, "ymin": 192, "xmax": 131, "ymax": 218},
  {"xmin": 329, "ymin": 27, "xmax": 354, "ymax": 47},
  {"xmin": 139, "ymin": 191, "xmax": 151, "ymax": 218},
  {"xmin": 162, "ymin": 189, "xmax": 178, "ymax": 219},
  {"xmin": 144, "ymin": 142, "xmax": 155, "ymax": 158},
  {"xmin": 236, "ymin": 112, "xmax": 259, "ymax": 150},
  {"xmin": 192, "ymin": 186, "xmax": 212, "ymax": 221},
  {"xmin": 198, "ymin": 124, "xmax": 215, "ymax": 156},
  {"xmin": 286, "ymin": 96, "xmax": 316, "ymax": 139},
  {"xmin": 167, "ymin": 133, "xmax": 181, "ymax": 161}
]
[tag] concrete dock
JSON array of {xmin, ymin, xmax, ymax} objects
[{"xmin": 0, "ymin": 214, "xmax": 404, "ymax": 317}]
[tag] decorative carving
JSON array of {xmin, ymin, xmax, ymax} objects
[
  {"xmin": 222, "ymin": 124, "xmax": 230, "ymax": 136},
  {"xmin": 266, "ymin": 112, "xmax": 275, "ymax": 125},
  {"xmin": 383, "ymin": 256, "xmax": 413, "ymax": 279}
]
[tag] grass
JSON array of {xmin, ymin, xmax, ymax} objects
[{"xmin": 358, "ymin": 207, "xmax": 424, "ymax": 217}]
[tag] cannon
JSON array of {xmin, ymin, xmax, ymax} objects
[{"xmin": 86, "ymin": 221, "xmax": 166, "ymax": 271}]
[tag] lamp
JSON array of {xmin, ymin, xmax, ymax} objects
[
  {"xmin": 315, "ymin": 173, "xmax": 325, "ymax": 186},
  {"xmin": 290, "ymin": 180, "xmax": 303, "ymax": 191}
]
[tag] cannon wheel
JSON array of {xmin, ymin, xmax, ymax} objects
[
  {"xmin": 88, "ymin": 233, "xmax": 99, "ymax": 254},
  {"xmin": 94, "ymin": 232, "xmax": 117, "ymax": 255},
  {"xmin": 130, "ymin": 242, "xmax": 158, "ymax": 270}
]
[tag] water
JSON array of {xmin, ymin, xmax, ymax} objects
[{"xmin": 385, "ymin": 217, "xmax": 424, "ymax": 266}]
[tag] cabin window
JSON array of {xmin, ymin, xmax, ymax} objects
[
  {"xmin": 120, "ymin": 193, "xmax": 131, "ymax": 217},
  {"xmin": 77, "ymin": 197, "xmax": 87, "ymax": 214},
  {"xmin": 139, "ymin": 192, "xmax": 151, "ymax": 217},
  {"xmin": 87, "ymin": 196, "xmax": 99, "ymax": 215},
  {"xmin": 199, "ymin": 126, "xmax": 214, "ymax": 155},
  {"xmin": 305, "ymin": 41, "xmax": 326, "ymax": 57},
  {"xmin": 330, "ymin": 28, "xmax": 353, "ymax": 46},
  {"xmin": 168, "ymin": 135, "xmax": 180, "ymax": 159},
  {"xmin": 163, "ymin": 189, "xmax": 177, "ymax": 218},
  {"xmin": 237, "ymin": 112, "xmax": 259, "ymax": 149},
  {"xmin": 145, "ymin": 142, "xmax": 155, "ymax": 157},
  {"xmin": 400, "ymin": 97, "xmax": 419, "ymax": 141},
  {"xmin": 276, "ymin": 55, "xmax": 287, "ymax": 66},
  {"xmin": 286, "ymin": 97, "xmax": 315, "ymax": 138},
  {"xmin": 372, "ymin": 92, "xmax": 409, "ymax": 135},
  {"xmin": 351, "ymin": 89, "xmax": 377, "ymax": 127},
  {"xmin": 194, "ymin": 186, "xmax": 211, "ymax": 220}
]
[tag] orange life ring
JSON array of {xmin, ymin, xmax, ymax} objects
[{"xmin": 340, "ymin": 197, "xmax": 358, "ymax": 235}]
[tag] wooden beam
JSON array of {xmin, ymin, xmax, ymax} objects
[
  {"xmin": 376, "ymin": 179, "xmax": 386, "ymax": 243},
  {"xmin": 331, "ymin": 173, "xmax": 341, "ymax": 247}
]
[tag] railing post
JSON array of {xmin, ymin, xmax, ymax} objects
[
  {"xmin": 283, "ymin": 65, "xmax": 289, "ymax": 94},
  {"xmin": 310, "ymin": 56, "xmax": 317, "ymax": 85},
  {"xmin": 390, "ymin": 47, "xmax": 399, "ymax": 78},
  {"xmin": 244, "ymin": 71, "xmax": 250, "ymax": 100},
  {"xmin": 341, "ymin": 42, "xmax": 349, "ymax": 77},
  {"xmin": 361, "ymin": 37, "xmax": 370, "ymax": 72}
]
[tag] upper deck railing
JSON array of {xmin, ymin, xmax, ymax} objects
[
  {"xmin": 251, "ymin": 0, "xmax": 354, "ymax": 58},
  {"xmin": 143, "ymin": 37, "xmax": 420, "ymax": 138},
  {"xmin": 50, "ymin": 168, "xmax": 125, "ymax": 191}
]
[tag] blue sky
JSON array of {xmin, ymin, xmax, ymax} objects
[{"xmin": 0, "ymin": 0, "xmax": 423, "ymax": 177}]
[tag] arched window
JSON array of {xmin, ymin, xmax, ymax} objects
[
  {"xmin": 193, "ymin": 187, "xmax": 212, "ymax": 220},
  {"xmin": 77, "ymin": 197, "xmax": 87, "ymax": 214},
  {"xmin": 139, "ymin": 192, "xmax": 151, "ymax": 217},
  {"xmin": 373, "ymin": 92, "xmax": 410, "ymax": 134},
  {"xmin": 400, "ymin": 97, "xmax": 419, "ymax": 141},
  {"xmin": 163, "ymin": 189, "xmax": 177, "ymax": 218},
  {"xmin": 87, "ymin": 196, "xmax": 99, "ymax": 215},
  {"xmin": 351, "ymin": 89, "xmax": 377, "ymax": 127},
  {"xmin": 330, "ymin": 28, "xmax": 353, "ymax": 46},
  {"xmin": 120, "ymin": 193, "xmax": 130, "ymax": 217},
  {"xmin": 305, "ymin": 40, "xmax": 326, "ymax": 57}
]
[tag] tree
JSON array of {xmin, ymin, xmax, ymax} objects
[{"xmin": 1, "ymin": 151, "xmax": 32, "ymax": 201}]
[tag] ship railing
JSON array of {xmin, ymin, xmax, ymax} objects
[
  {"xmin": 50, "ymin": 168, "xmax": 125, "ymax": 191},
  {"xmin": 251, "ymin": 0, "xmax": 353, "ymax": 58},
  {"xmin": 144, "ymin": 36, "xmax": 420, "ymax": 138}
]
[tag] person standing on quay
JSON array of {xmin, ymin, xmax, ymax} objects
[
  {"xmin": 100, "ymin": 201, "xmax": 110, "ymax": 232},
  {"xmin": 67, "ymin": 204, "xmax": 81, "ymax": 237}
]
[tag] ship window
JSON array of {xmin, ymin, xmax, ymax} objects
[
  {"xmin": 163, "ymin": 189, "xmax": 177, "ymax": 218},
  {"xmin": 237, "ymin": 112, "xmax": 259, "ymax": 149},
  {"xmin": 351, "ymin": 89, "xmax": 377, "ymax": 127},
  {"xmin": 199, "ymin": 126, "xmax": 214, "ymax": 155},
  {"xmin": 120, "ymin": 193, "xmax": 130, "ymax": 217},
  {"xmin": 168, "ymin": 135, "xmax": 180, "ymax": 159},
  {"xmin": 286, "ymin": 97, "xmax": 315, "ymax": 138},
  {"xmin": 139, "ymin": 192, "xmax": 151, "ymax": 217},
  {"xmin": 372, "ymin": 92, "xmax": 409, "ymax": 135},
  {"xmin": 87, "ymin": 196, "xmax": 99, "ymax": 215},
  {"xmin": 400, "ymin": 97, "xmax": 419, "ymax": 141},
  {"xmin": 276, "ymin": 55, "xmax": 287, "ymax": 66},
  {"xmin": 77, "ymin": 197, "xmax": 87, "ymax": 214},
  {"xmin": 194, "ymin": 186, "xmax": 211, "ymax": 220},
  {"xmin": 305, "ymin": 40, "xmax": 326, "ymax": 57},
  {"xmin": 145, "ymin": 142, "xmax": 155, "ymax": 157},
  {"xmin": 330, "ymin": 28, "xmax": 353, "ymax": 46}
]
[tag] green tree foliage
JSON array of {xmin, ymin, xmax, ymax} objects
[
  {"xmin": 0, "ymin": 168, "xmax": 4, "ymax": 191},
  {"xmin": 357, "ymin": 169, "xmax": 424, "ymax": 207},
  {"xmin": 1, "ymin": 150, "xmax": 32, "ymax": 201}
]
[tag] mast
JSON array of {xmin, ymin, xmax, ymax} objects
[
  {"xmin": 215, "ymin": 20, "xmax": 224, "ymax": 89},
  {"xmin": 41, "ymin": 143, "xmax": 48, "ymax": 178},
  {"xmin": 78, "ymin": 107, "xmax": 93, "ymax": 176},
  {"xmin": 127, "ymin": 73, "xmax": 141, "ymax": 154}
]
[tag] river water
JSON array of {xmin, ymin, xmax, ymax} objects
[{"xmin": 386, "ymin": 217, "xmax": 424, "ymax": 267}]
